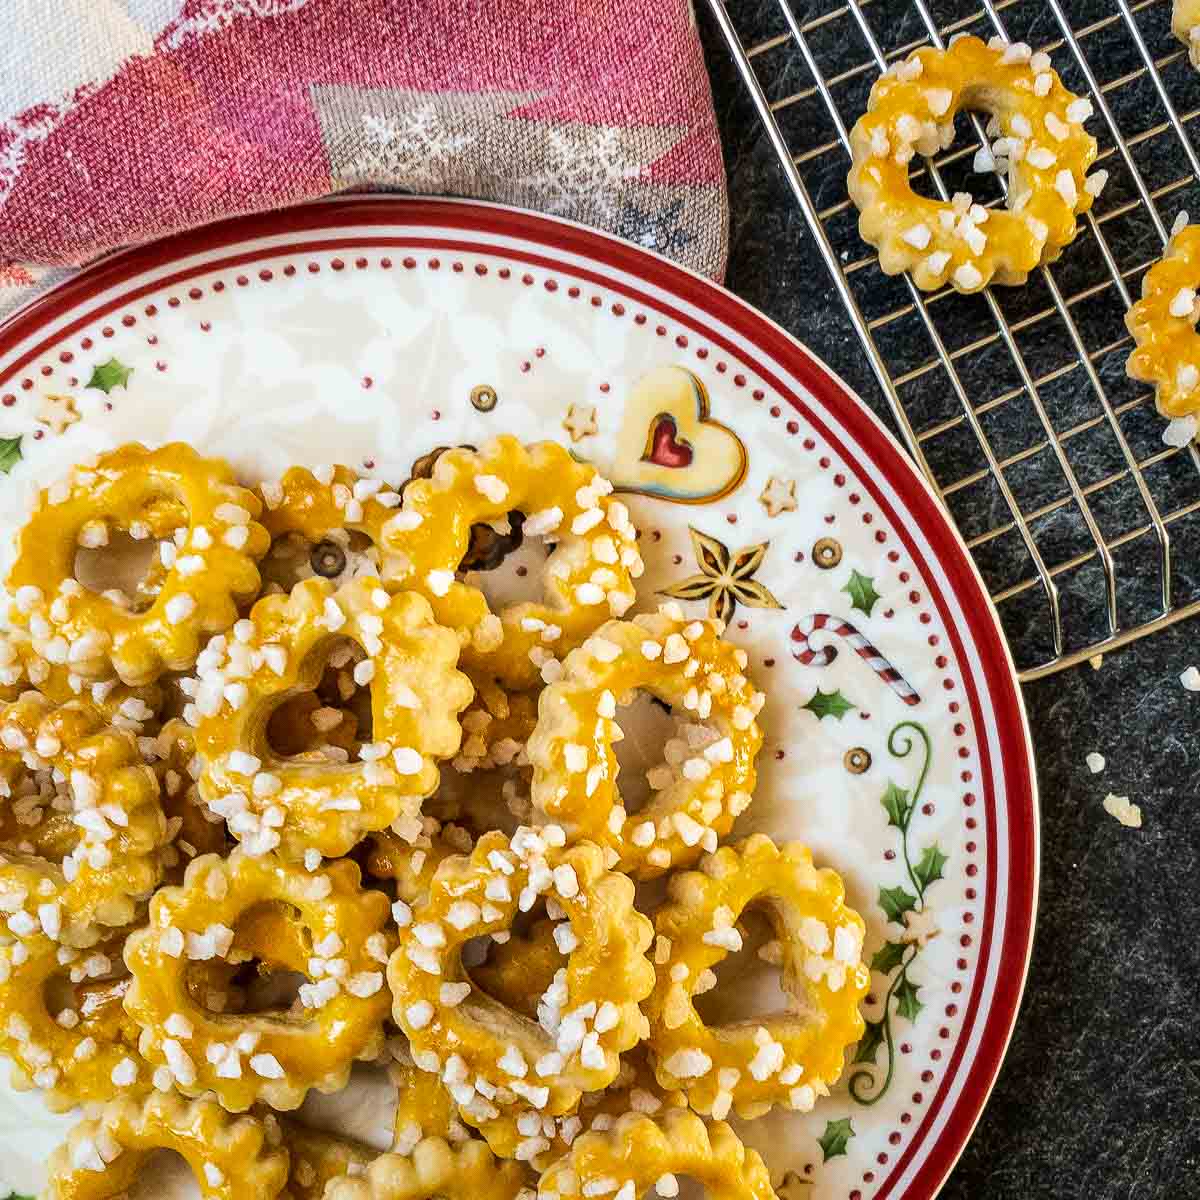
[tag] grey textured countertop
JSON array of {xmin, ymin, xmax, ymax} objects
[{"xmin": 698, "ymin": 3, "xmax": 1200, "ymax": 1196}]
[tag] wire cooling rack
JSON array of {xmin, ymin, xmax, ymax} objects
[{"xmin": 705, "ymin": 0, "xmax": 1200, "ymax": 679}]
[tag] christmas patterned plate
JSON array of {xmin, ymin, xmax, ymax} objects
[{"xmin": 0, "ymin": 197, "xmax": 1036, "ymax": 1200}]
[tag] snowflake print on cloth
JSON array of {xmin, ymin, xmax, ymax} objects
[
  {"xmin": 615, "ymin": 198, "xmax": 696, "ymax": 258},
  {"xmin": 519, "ymin": 124, "xmax": 643, "ymax": 227},
  {"xmin": 343, "ymin": 107, "xmax": 479, "ymax": 195},
  {"xmin": 313, "ymin": 85, "xmax": 725, "ymax": 276},
  {"xmin": 162, "ymin": 0, "xmax": 313, "ymax": 50},
  {"xmin": 660, "ymin": 525, "xmax": 784, "ymax": 625}
]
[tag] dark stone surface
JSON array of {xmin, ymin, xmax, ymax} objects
[{"xmin": 698, "ymin": 2, "xmax": 1200, "ymax": 1195}]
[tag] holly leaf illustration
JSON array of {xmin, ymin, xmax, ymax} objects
[
  {"xmin": 817, "ymin": 1117, "xmax": 855, "ymax": 1162},
  {"xmin": 86, "ymin": 357, "xmax": 133, "ymax": 394},
  {"xmin": 803, "ymin": 687, "xmax": 855, "ymax": 721},
  {"xmin": 878, "ymin": 884, "xmax": 917, "ymax": 923},
  {"xmin": 842, "ymin": 568, "xmax": 881, "ymax": 616},
  {"xmin": 852, "ymin": 1018, "xmax": 884, "ymax": 1066},
  {"xmin": 913, "ymin": 844, "xmax": 948, "ymax": 891},
  {"xmin": 880, "ymin": 781, "xmax": 912, "ymax": 830},
  {"xmin": 870, "ymin": 940, "xmax": 907, "ymax": 974},
  {"xmin": 895, "ymin": 976, "xmax": 923, "ymax": 1021},
  {"xmin": 0, "ymin": 436, "xmax": 21, "ymax": 474}
]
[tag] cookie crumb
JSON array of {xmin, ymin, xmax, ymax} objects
[
  {"xmin": 1088, "ymin": 654, "xmax": 1103, "ymax": 671},
  {"xmin": 1085, "ymin": 752, "xmax": 1105, "ymax": 774},
  {"xmin": 1102, "ymin": 793, "xmax": 1142, "ymax": 829}
]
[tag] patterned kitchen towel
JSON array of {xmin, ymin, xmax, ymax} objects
[{"xmin": 0, "ymin": 0, "xmax": 728, "ymax": 321}]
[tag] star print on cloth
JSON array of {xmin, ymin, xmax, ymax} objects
[
  {"xmin": 37, "ymin": 393, "xmax": 79, "ymax": 435},
  {"xmin": 562, "ymin": 404, "xmax": 599, "ymax": 442},
  {"xmin": 758, "ymin": 475, "xmax": 798, "ymax": 517},
  {"xmin": 659, "ymin": 526, "xmax": 784, "ymax": 625}
]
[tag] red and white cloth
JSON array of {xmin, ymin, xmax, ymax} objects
[{"xmin": 0, "ymin": 0, "xmax": 728, "ymax": 320}]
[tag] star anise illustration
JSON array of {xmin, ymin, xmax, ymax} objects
[{"xmin": 659, "ymin": 526, "xmax": 783, "ymax": 625}]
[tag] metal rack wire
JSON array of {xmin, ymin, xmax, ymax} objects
[{"xmin": 706, "ymin": 0, "xmax": 1200, "ymax": 679}]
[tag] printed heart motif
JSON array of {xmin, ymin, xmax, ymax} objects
[
  {"xmin": 643, "ymin": 414, "xmax": 694, "ymax": 469},
  {"xmin": 607, "ymin": 365, "xmax": 747, "ymax": 503}
]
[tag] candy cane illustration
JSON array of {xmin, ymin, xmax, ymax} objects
[{"xmin": 790, "ymin": 614, "xmax": 921, "ymax": 706}]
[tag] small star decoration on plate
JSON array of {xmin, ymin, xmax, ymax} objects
[
  {"xmin": 758, "ymin": 474, "xmax": 797, "ymax": 517},
  {"xmin": 659, "ymin": 526, "xmax": 783, "ymax": 625},
  {"xmin": 37, "ymin": 393, "xmax": 79, "ymax": 435},
  {"xmin": 562, "ymin": 403, "xmax": 598, "ymax": 442}
]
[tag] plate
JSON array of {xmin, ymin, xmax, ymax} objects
[{"xmin": 0, "ymin": 197, "xmax": 1037, "ymax": 1200}]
